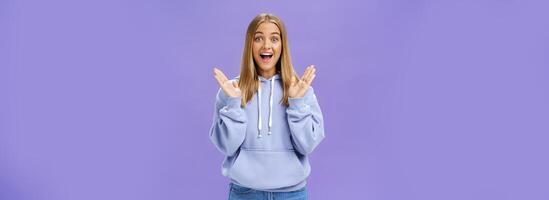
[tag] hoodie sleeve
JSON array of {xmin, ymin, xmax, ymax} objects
[
  {"xmin": 286, "ymin": 87, "xmax": 325, "ymax": 155},
  {"xmin": 209, "ymin": 88, "xmax": 248, "ymax": 157}
]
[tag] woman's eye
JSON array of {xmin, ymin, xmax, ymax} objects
[
  {"xmin": 254, "ymin": 37, "xmax": 262, "ymax": 42},
  {"xmin": 271, "ymin": 37, "xmax": 279, "ymax": 42}
]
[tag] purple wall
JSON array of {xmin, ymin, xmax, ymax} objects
[{"xmin": 2, "ymin": 0, "xmax": 549, "ymax": 199}]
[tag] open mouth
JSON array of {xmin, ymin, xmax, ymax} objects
[{"xmin": 259, "ymin": 52, "xmax": 273, "ymax": 63}]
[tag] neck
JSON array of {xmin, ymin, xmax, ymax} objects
[{"xmin": 259, "ymin": 68, "xmax": 276, "ymax": 79}]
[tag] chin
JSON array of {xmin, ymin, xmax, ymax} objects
[{"xmin": 258, "ymin": 65, "xmax": 276, "ymax": 72}]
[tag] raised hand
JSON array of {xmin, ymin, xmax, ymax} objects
[
  {"xmin": 288, "ymin": 65, "xmax": 316, "ymax": 98},
  {"xmin": 213, "ymin": 68, "xmax": 241, "ymax": 98}
]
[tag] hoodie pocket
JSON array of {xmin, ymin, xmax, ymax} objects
[{"xmin": 228, "ymin": 148, "xmax": 310, "ymax": 190}]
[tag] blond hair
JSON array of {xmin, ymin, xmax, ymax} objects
[{"xmin": 238, "ymin": 13, "xmax": 297, "ymax": 107}]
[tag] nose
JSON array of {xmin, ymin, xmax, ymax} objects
[{"xmin": 263, "ymin": 40, "xmax": 272, "ymax": 50}]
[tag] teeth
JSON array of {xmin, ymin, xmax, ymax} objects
[{"xmin": 260, "ymin": 53, "xmax": 273, "ymax": 56}]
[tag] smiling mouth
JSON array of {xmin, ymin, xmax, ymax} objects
[{"xmin": 260, "ymin": 53, "xmax": 273, "ymax": 63}]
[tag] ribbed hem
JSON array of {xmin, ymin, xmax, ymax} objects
[
  {"xmin": 288, "ymin": 97, "xmax": 308, "ymax": 110},
  {"xmin": 229, "ymin": 179, "xmax": 307, "ymax": 192}
]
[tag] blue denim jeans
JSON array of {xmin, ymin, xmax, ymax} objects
[{"xmin": 228, "ymin": 183, "xmax": 308, "ymax": 200}]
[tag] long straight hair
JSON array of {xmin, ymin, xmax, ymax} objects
[{"xmin": 238, "ymin": 13, "xmax": 297, "ymax": 107}]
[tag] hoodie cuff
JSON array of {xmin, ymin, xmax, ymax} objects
[
  {"xmin": 225, "ymin": 96, "xmax": 242, "ymax": 109},
  {"xmin": 288, "ymin": 96, "xmax": 310, "ymax": 111}
]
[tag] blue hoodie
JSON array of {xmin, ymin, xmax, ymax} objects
[{"xmin": 209, "ymin": 73, "xmax": 325, "ymax": 192}]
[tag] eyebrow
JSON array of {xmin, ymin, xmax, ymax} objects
[{"xmin": 254, "ymin": 31, "xmax": 281, "ymax": 36}]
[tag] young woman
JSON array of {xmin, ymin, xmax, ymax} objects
[{"xmin": 210, "ymin": 13, "xmax": 325, "ymax": 200}]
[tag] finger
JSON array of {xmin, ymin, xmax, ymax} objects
[
  {"xmin": 213, "ymin": 68, "xmax": 223, "ymax": 81},
  {"xmin": 301, "ymin": 66, "xmax": 312, "ymax": 80},
  {"xmin": 214, "ymin": 74, "xmax": 225, "ymax": 87},
  {"xmin": 304, "ymin": 65, "xmax": 315, "ymax": 80},
  {"xmin": 291, "ymin": 75, "xmax": 298, "ymax": 85},
  {"xmin": 213, "ymin": 67, "xmax": 223, "ymax": 77},
  {"xmin": 213, "ymin": 68, "xmax": 229, "ymax": 86},
  {"xmin": 213, "ymin": 68, "xmax": 220, "ymax": 78},
  {"xmin": 232, "ymin": 80, "xmax": 239, "ymax": 88},
  {"xmin": 308, "ymin": 74, "xmax": 316, "ymax": 85},
  {"xmin": 302, "ymin": 66, "xmax": 314, "ymax": 83},
  {"xmin": 214, "ymin": 68, "xmax": 229, "ymax": 83},
  {"xmin": 299, "ymin": 66, "xmax": 307, "ymax": 80},
  {"xmin": 305, "ymin": 66, "xmax": 315, "ymax": 83}
]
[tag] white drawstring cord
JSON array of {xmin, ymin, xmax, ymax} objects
[
  {"xmin": 268, "ymin": 77, "xmax": 274, "ymax": 135},
  {"xmin": 257, "ymin": 76, "xmax": 276, "ymax": 138},
  {"xmin": 257, "ymin": 79, "xmax": 262, "ymax": 138}
]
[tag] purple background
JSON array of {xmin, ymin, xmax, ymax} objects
[{"xmin": 2, "ymin": 0, "xmax": 549, "ymax": 199}]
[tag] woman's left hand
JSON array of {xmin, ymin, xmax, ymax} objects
[{"xmin": 288, "ymin": 65, "xmax": 316, "ymax": 98}]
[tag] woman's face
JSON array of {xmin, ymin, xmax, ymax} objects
[{"xmin": 252, "ymin": 22, "xmax": 282, "ymax": 75}]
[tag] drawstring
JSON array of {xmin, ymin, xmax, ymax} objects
[
  {"xmin": 257, "ymin": 76, "xmax": 275, "ymax": 138},
  {"xmin": 257, "ymin": 80, "xmax": 262, "ymax": 138},
  {"xmin": 268, "ymin": 77, "xmax": 274, "ymax": 135}
]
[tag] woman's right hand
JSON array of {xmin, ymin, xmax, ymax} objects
[{"xmin": 213, "ymin": 68, "xmax": 241, "ymax": 98}]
